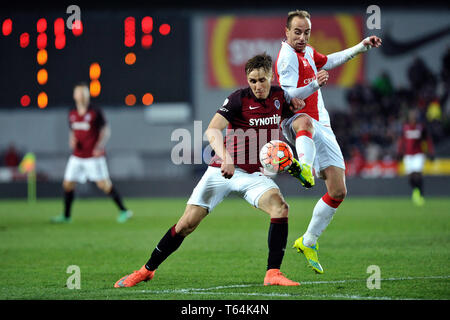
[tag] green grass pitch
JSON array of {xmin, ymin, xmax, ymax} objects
[{"xmin": 0, "ymin": 196, "xmax": 449, "ymax": 300}]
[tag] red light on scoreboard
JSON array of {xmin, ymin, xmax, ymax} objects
[
  {"xmin": 2, "ymin": 19, "xmax": 12, "ymax": 36},
  {"xmin": 54, "ymin": 18, "xmax": 64, "ymax": 35},
  {"xmin": 20, "ymin": 32, "xmax": 30, "ymax": 48},
  {"xmin": 72, "ymin": 20, "xmax": 83, "ymax": 36},
  {"xmin": 20, "ymin": 95, "xmax": 31, "ymax": 107},
  {"xmin": 142, "ymin": 16, "xmax": 153, "ymax": 34},
  {"xmin": 159, "ymin": 24, "xmax": 171, "ymax": 36},
  {"xmin": 141, "ymin": 34, "xmax": 153, "ymax": 49},
  {"xmin": 55, "ymin": 34, "xmax": 66, "ymax": 49},
  {"xmin": 37, "ymin": 33, "xmax": 47, "ymax": 50},
  {"xmin": 37, "ymin": 18, "xmax": 47, "ymax": 33},
  {"xmin": 124, "ymin": 17, "xmax": 135, "ymax": 47}
]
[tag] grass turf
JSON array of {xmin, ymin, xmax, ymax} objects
[{"xmin": 0, "ymin": 196, "xmax": 449, "ymax": 300}]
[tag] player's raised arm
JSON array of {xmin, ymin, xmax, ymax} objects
[
  {"xmin": 322, "ymin": 35, "xmax": 382, "ymax": 70},
  {"xmin": 205, "ymin": 113, "xmax": 235, "ymax": 179}
]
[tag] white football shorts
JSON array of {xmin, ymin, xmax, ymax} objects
[
  {"xmin": 281, "ymin": 113, "xmax": 346, "ymax": 177},
  {"xmin": 63, "ymin": 155, "xmax": 110, "ymax": 183},
  {"xmin": 187, "ymin": 166, "xmax": 279, "ymax": 213},
  {"xmin": 403, "ymin": 153, "xmax": 425, "ymax": 174}
]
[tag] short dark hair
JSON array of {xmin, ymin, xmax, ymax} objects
[
  {"xmin": 245, "ymin": 53, "xmax": 272, "ymax": 75},
  {"xmin": 286, "ymin": 10, "xmax": 310, "ymax": 29},
  {"xmin": 74, "ymin": 82, "xmax": 89, "ymax": 89}
]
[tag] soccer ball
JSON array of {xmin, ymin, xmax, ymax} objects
[{"xmin": 259, "ymin": 140, "xmax": 294, "ymax": 174}]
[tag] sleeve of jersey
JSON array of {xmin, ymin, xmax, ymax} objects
[
  {"xmin": 216, "ymin": 91, "xmax": 241, "ymax": 123},
  {"xmin": 313, "ymin": 48, "xmax": 328, "ymax": 69},
  {"xmin": 277, "ymin": 56, "xmax": 299, "ymax": 88},
  {"xmin": 95, "ymin": 109, "xmax": 107, "ymax": 128}
]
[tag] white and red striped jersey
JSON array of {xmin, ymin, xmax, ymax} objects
[{"xmin": 275, "ymin": 41, "xmax": 330, "ymax": 125}]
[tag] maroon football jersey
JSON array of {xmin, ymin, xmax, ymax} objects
[
  {"xmin": 68, "ymin": 105, "xmax": 106, "ymax": 158},
  {"xmin": 397, "ymin": 123, "xmax": 434, "ymax": 156},
  {"xmin": 210, "ymin": 86, "xmax": 293, "ymax": 173}
]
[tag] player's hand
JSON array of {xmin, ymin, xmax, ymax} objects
[
  {"xmin": 221, "ymin": 162, "xmax": 235, "ymax": 179},
  {"xmin": 363, "ymin": 35, "xmax": 382, "ymax": 48},
  {"xmin": 316, "ymin": 70, "xmax": 329, "ymax": 87},
  {"xmin": 92, "ymin": 146, "xmax": 104, "ymax": 157},
  {"xmin": 290, "ymin": 98, "xmax": 305, "ymax": 113},
  {"xmin": 69, "ymin": 136, "xmax": 77, "ymax": 149}
]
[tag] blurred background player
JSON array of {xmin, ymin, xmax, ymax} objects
[
  {"xmin": 397, "ymin": 108, "xmax": 435, "ymax": 206},
  {"xmin": 275, "ymin": 10, "xmax": 382, "ymax": 274},
  {"xmin": 51, "ymin": 83, "xmax": 132, "ymax": 223},
  {"xmin": 114, "ymin": 54, "xmax": 305, "ymax": 288}
]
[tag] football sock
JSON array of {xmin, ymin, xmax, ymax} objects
[
  {"xmin": 295, "ymin": 130, "xmax": 315, "ymax": 166},
  {"xmin": 303, "ymin": 193, "xmax": 343, "ymax": 247},
  {"xmin": 267, "ymin": 217, "xmax": 288, "ymax": 270},
  {"xmin": 64, "ymin": 190, "xmax": 74, "ymax": 218},
  {"xmin": 409, "ymin": 173, "xmax": 424, "ymax": 195},
  {"xmin": 108, "ymin": 186, "xmax": 127, "ymax": 211},
  {"xmin": 145, "ymin": 224, "xmax": 185, "ymax": 271}
]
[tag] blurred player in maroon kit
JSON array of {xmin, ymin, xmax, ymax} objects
[
  {"xmin": 51, "ymin": 83, "xmax": 132, "ymax": 223},
  {"xmin": 114, "ymin": 54, "xmax": 306, "ymax": 288},
  {"xmin": 397, "ymin": 109, "xmax": 435, "ymax": 206}
]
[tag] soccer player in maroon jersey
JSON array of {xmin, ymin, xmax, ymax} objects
[
  {"xmin": 114, "ymin": 54, "xmax": 306, "ymax": 288},
  {"xmin": 275, "ymin": 10, "xmax": 382, "ymax": 273},
  {"xmin": 397, "ymin": 109, "xmax": 435, "ymax": 206},
  {"xmin": 51, "ymin": 83, "xmax": 132, "ymax": 223}
]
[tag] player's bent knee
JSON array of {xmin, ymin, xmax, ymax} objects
[
  {"xmin": 63, "ymin": 181, "xmax": 75, "ymax": 191},
  {"xmin": 271, "ymin": 201, "xmax": 289, "ymax": 219},
  {"xmin": 176, "ymin": 205, "xmax": 207, "ymax": 237},
  {"xmin": 329, "ymin": 187, "xmax": 347, "ymax": 201},
  {"xmin": 293, "ymin": 115, "xmax": 313, "ymax": 133}
]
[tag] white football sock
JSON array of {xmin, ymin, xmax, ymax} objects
[
  {"xmin": 295, "ymin": 133, "xmax": 315, "ymax": 167},
  {"xmin": 303, "ymin": 194, "xmax": 342, "ymax": 247}
]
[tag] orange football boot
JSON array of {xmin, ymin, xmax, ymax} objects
[
  {"xmin": 114, "ymin": 265, "xmax": 155, "ymax": 288},
  {"xmin": 263, "ymin": 269, "xmax": 300, "ymax": 286}
]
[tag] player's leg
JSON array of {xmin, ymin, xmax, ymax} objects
[
  {"xmin": 405, "ymin": 154, "xmax": 425, "ymax": 206},
  {"xmin": 410, "ymin": 172, "xmax": 425, "ymax": 206},
  {"xmin": 114, "ymin": 204, "xmax": 208, "ymax": 288},
  {"xmin": 95, "ymin": 178, "xmax": 132, "ymax": 222},
  {"xmin": 52, "ymin": 156, "xmax": 81, "ymax": 223},
  {"xmin": 294, "ymin": 166, "xmax": 346, "ymax": 274},
  {"xmin": 115, "ymin": 166, "xmax": 229, "ymax": 288},
  {"xmin": 281, "ymin": 114, "xmax": 315, "ymax": 188},
  {"xmin": 257, "ymin": 188, "xmax": 299, "ymax": 286},
  {"xmin": 87, "ymin": 156, "xmax": 132, "ymax": 222}
]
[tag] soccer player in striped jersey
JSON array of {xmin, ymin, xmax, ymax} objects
[{"xmin": 275, "ymin": 10, "xmax": 382, "ymax": 273}]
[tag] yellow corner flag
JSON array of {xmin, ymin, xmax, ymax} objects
[
  {"xmin": 18, "ymin": 152, "xmax": 36, "ymax": 174},
  {"xmin": 18, "ymin": 152, "xmax": 36, "ymax": 203}
]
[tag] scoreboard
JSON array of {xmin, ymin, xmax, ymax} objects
[{"xmin": 0, "ymin": 9, "xmax": 191, "ymax": 108}]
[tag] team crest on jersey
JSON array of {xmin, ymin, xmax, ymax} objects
[
  {"xmin": 302, "ymin": 59, "xmax": 308, "ymax": 67},
  {"xmin": 84, "ymin": 113, "xmax": 91, "ymax": 122},
  {"xmin": 274, "ymin": 99, "xmax": 280, "ymax": 109}
]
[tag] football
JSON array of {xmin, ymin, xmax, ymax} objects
[{"xmin": 259, "ymin": 140, "xmax": 294, "ymax": 174}]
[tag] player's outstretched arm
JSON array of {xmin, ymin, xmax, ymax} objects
[
  {"xmin": 322, "ymin": 35, "xmax": 382, "ymax": 70},
  {"xmin": 205, "ymin": 113, "xmax": 235, "ymax": 179},
  {"xmin": 283, "ymin": 69, "xmax": 329, "ymax": 101}
]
